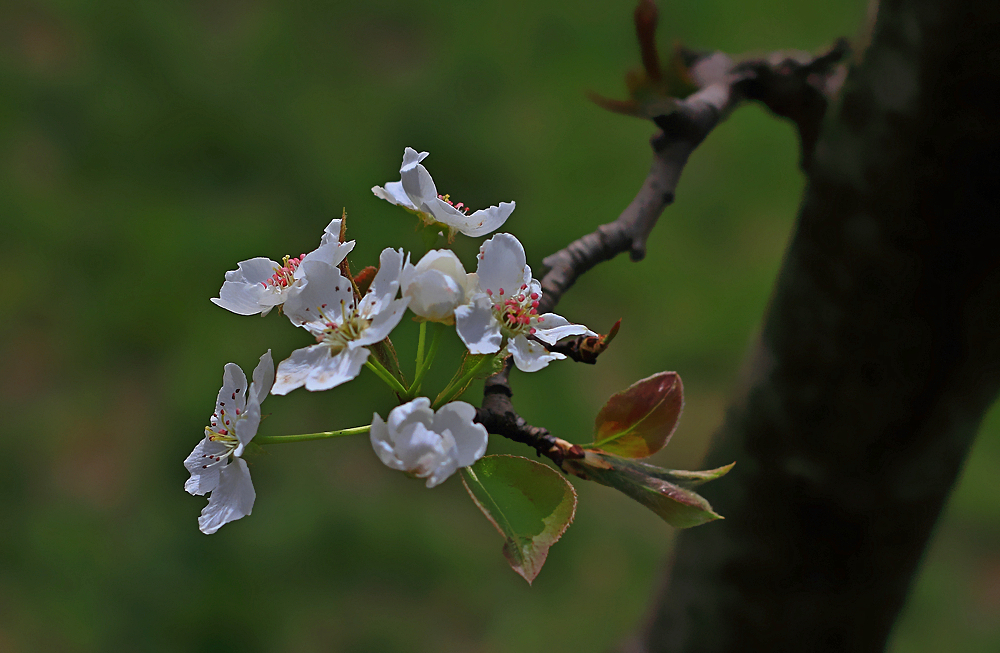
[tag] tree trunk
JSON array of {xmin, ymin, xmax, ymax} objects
[{"xmin": 635, "ymin": 0, "xmax": 1000, "ymax": 650}]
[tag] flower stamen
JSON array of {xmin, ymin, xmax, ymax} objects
[
  {"xmin": 260, "ymin": 254, "xmax": 308, "ymax": 289},
  {"xmin": 313, "ymin": 300, "xmax": 372, "ymax": 354},
  {"xmin": 437, "ymin": 193, "xmax": 471, "ymax": 215}
]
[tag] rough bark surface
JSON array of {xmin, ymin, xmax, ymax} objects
[{"xmin": 635, "ymin": 0, "xmax": 1000, "ymax": 651}]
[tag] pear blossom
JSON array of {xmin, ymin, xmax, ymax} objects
[
  {"xmin": 370, "ymin": 397, "xmax": 488, "ymax": 488},
  {"xmin": 372, "ymin": 147, "xmax": 515, "ymax": 239},
  {"xmin": 272, "ymin": 249, "xmax": 410, "ymax": 394},
  {"xmin": 455, "ymin": 233, "xmax": 595, "ymax": 372},
  {"xmin": 212, "ymin": 218, "xmax": 355, "ymax": 316},
  {"xmin": 184, "ymin": 350, "xmax": 274, "ymax": 534},
  {"xmin": 400, "ymin": 249, "xmax": 476, "ymax": 323}
]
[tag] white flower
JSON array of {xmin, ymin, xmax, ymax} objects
[
  {"xmin": 271, "ymin": 249, "xmax": 410, "ymax": 394},
  {"xmin": 211, "ymin": 218, "xmax": 355, "ymax": 316},
  {"xmin": 455, "ymin": 233, "xmax": 594, "ymax": 372},
  {"xmin": 372, "ymin": 147, "xmax": 515, "ymax": 239},
  {"xmin": 371, "ymin": 397, "xmax": 488, "ymax": 488},
  {"xmin": 184, "ymin": 350, "xmax": 274, "ymax": 534},
  {"xmin": 400, "ymin": 249, "xmax": 476, "ymax": 323}
]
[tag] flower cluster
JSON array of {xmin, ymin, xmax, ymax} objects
[{"xmin": 187, "ymin": 147, "xmax": 593, "ymax": 533}]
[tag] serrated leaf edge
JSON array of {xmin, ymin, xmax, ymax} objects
[{"xmin": 461, "ymin": 455, "xmax": 577, "ymax": 584}]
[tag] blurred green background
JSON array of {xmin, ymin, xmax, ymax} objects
[{"xmin": 1, "ymin": 0, "xmax": 997, "ymax": 651}]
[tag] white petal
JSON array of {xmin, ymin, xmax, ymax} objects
[
  {"xmin": 404, "ymin": 269, "xmax": 464, "ymax": 321},
  {"xmin": 211, "ymin": 257, "xmax": 286, "ymax": 315},
  {"xmin": 386, "ymin": 397, "xmax": 435, "ymax": 434},
  {"xmin": 211, "ymin": 282, "xmax": 270, "ymax": 316},
  {"xmin": 217, "ymin": 363, "xmax": 249, "ymax": 417},
  {"xmin": 370, "ymin": 412, "xmax": 407, "ymax": 471},
  {"xmin": 424, "ymin": 439, "xmax": 460, "ymax": 488},
  {"xmin": 532, "ymin": 313, "xmax": 596, "ymax": 345},
  {"xmin": 305, "ymin": 346, "xmax": 370, "ymax": 392},
  {"xmin": 355, "ymin": 297, "xmax": 410, "ymax": 346},
  {"xmin": 401, "ymin": 250, "xmax": 470, "ymax": 321},
  {"xmin": 198, "ymin": 458, "xmax": 255, "ymax": 534},
  {"xmin": 400, "ymin": 149, "xmax": 438, "ymax": 204},
  {"xmin": 402, "ymin": 147, "xmax": 430, "ymax": 168},
  {"xmin": 508, "ymin": 334, "xmax": 564, "ymax": 373},
  {"xmin": 372, "ymin": 182, "xmax": 417, "ymax": 210},
  {"xmin": 183, "ymin": 437, "xmax": 228, "ymax": 495},
  {"xmin": 455, "ymin": 295, "xmax": 502, "ymax": 354},
  {"xmin": 232, "ymin": 401, "xmax": 261, "ymax": 450},
  {"xmin": 300, "ymin": 240, "xmax": 355, "ymax": 271},
  {"xmin": 433, "ymin": 402, "xmax": 488, "ymax": 467},
  {"xmin": 319, "ymin": 218, "xmax": 343, "ymax": 245},
  {"xmin": 272, "ymin": 344, "xmax": 329, "ymax": 395},
  {"xmin": 283, "ymin": 262, "xmax": 354, "ymax": 329},
  {"xmin": 363, "ymin": 248, "xmax": 404, "ymax": 313},
  {"xmin": 233, "ymin": 257, "xmax": 281, "ymax": 285},
  {"xmin": 430, "ymin": 200, "xmax": 515, "ymax": 237},
  {"xmin": 413, "ymin": 249, "xmax": 468, "ymax": 281},
  {"xmin": 371, "ymin": 399, "xmax": 470, "ymax": 488},
  {"xmin": 476, "ymin": 233, "xmax": 530, "ymax": 299},
  {"xmin": 400, "ymin": 253, "xmax": 416, "ymax": 289},
  {"xmin": 465, "ymin": 273, "xmax": 479, "ymax": 301},
  {"xmin": 250, "ymin": 350, "xmax": 275, "ymax": 404},
  {"xmin": 393, "ymin": 422, "xmax": 447, "ymax": 471}
]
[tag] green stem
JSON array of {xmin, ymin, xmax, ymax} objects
[
  {"xmin": 415, "ymin": 321, "xmax": 427, "ymax": 373},
  {"xmin": 408, "ymin": 323, "xmax": 444, "ymax": 398},
  {"xmin": 254, "ymin": 424, "xmax": 371, "ymax": 445},
  {"xmin": 433, "ymin": 354, "xmax": 495, "ymax": 409},
  {"xmin": 365, "ymin": 358, "xmax": 408, "ymax": 396}
]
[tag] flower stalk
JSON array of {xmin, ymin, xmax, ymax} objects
[
  {"xmin": 408, "ymin": 323, "xmax": 445, "ymax": 398},
  {"xmin": 254, "ymin": 424, "xmax": 371, "ymax": 445},
  {"xmin": 365, "ymin": 358, "xmax": 408, "ymax": 396},
  {"xmin": 433, "ymin": 353, "xmax": 497, "ymax": 409}
]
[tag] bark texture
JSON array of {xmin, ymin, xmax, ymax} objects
[{"xmin": 636, "ymin": 0, "xmax": 1000, "ymax": 651}]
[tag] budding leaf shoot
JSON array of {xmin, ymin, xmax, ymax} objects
[{"xmin": 565, "ymin": 453, "xmax": 733, "ymax": 529}]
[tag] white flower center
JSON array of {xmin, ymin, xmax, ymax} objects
[
  {"xmin": 486, "ymin": 284, "xmax": 545, "ymax": 337},
  {"xmin": 315, "ymin": 300, "xmax": 372, "ymax": 354}
]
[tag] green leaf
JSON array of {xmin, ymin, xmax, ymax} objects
[
  {"xmin": 564, "ymin": 452, "xmax": 732, "ymax": 529},
  {"xmin": 461, "ymin": 455, "xmax": 577, "ymax": 584},
  {"xmin": 588, "ymin": 371, "xmax": 683, "ymax": 458}
]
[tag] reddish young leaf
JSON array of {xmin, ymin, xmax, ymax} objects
[
  {"xmin": 564, "ymin": 451, "xmax": 732, "ymax": 529},
  {"xmin": 588, "ymin": 371, "xmax": 683, "ymax": 458}
]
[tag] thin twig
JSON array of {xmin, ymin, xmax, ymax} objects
[
  {"xmin": 478, "ymin": 35, "xmax": 849, "ymax": 459},
  {"xmin": 474, "ymin": 361, "xmax": 584, "ymax": 467}
]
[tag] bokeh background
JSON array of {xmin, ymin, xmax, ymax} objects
[{"xmin": 1, "ymin": 0, "xmax": 997, "ymax": 651}]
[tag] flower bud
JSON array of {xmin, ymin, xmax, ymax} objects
[
  {"xmin": 400, "ymin": 250, "xmax": 474, "ymax": 323},
  {"xmin": 371, "ymin": 398, "xmax": 488, "ymax": 488}
]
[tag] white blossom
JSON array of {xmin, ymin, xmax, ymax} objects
[
  {"xmin": 184, "ymin": 350, "xmax": 274, "ymax": 534},
  {"xmin": 400, "ymin": 249, "xmax": 476, "ymax": 323},
  {"xmin": 370, "ymin": 398, "xmax": 488, "ymax": 488},
  {"xmin": 212, "ymin": 218, "xmax": 355, "ymax": 316},
  {"xmin": 271, "ymin": 249, "xmax": 410, "ymax": 394},
  {"xmin": 455, "ymin": 233, "xmax": 594, "ymax": 372},
  {"xmin": 372, "ymin": 147, "xmax": 515, "ymax": 238}
]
